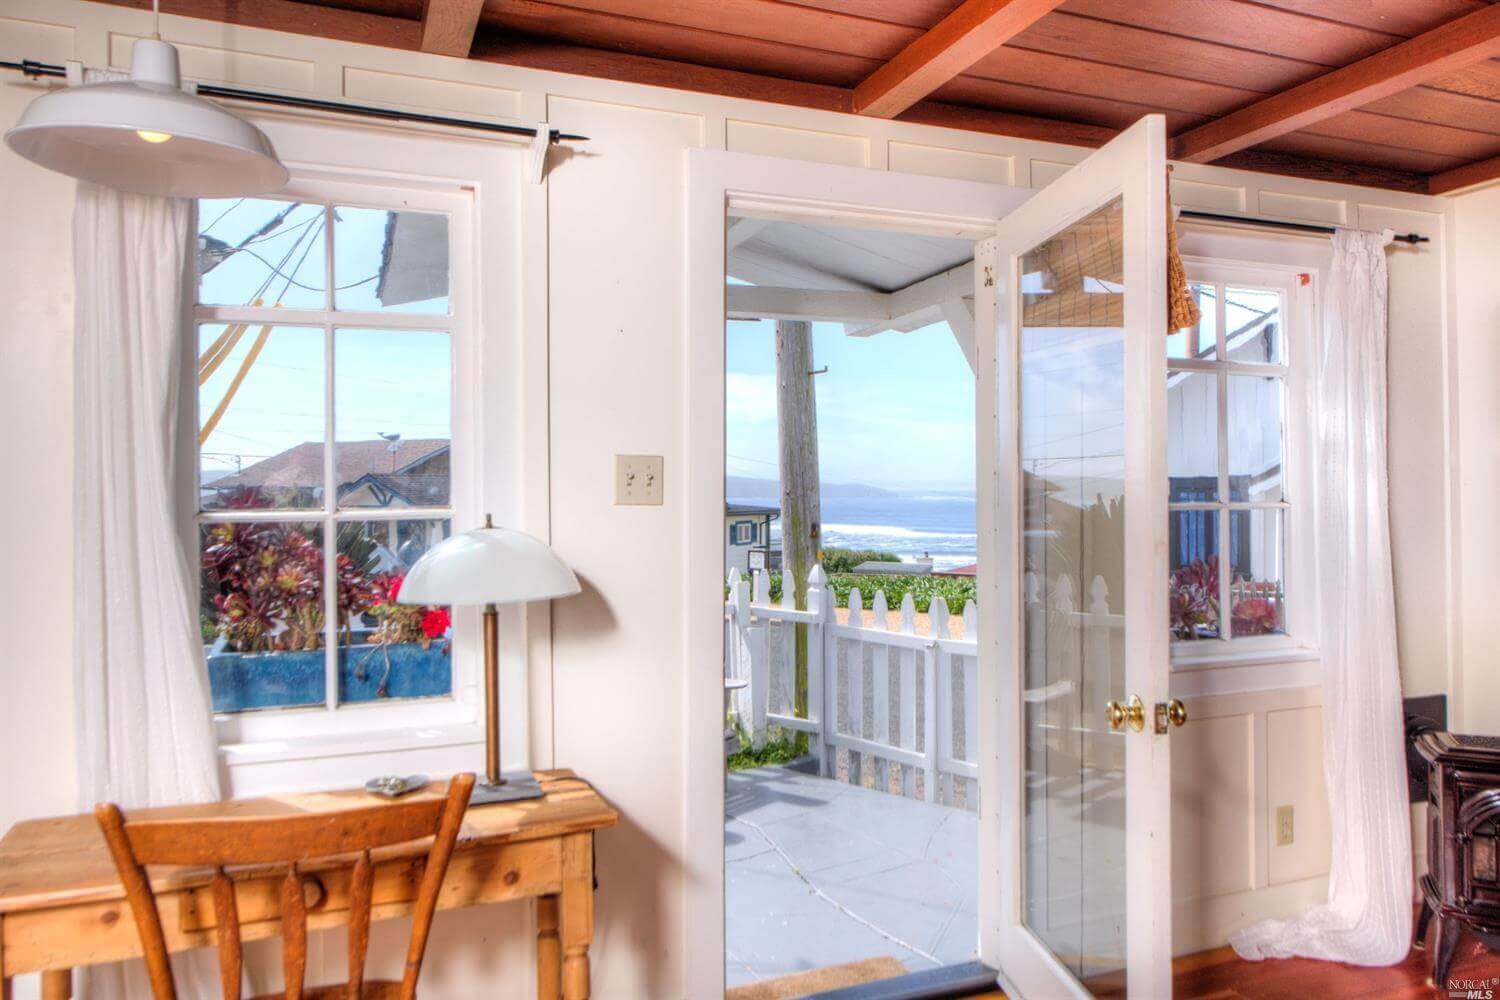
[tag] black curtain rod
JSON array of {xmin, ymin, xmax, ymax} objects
[
  {"xmin": 0, "ymin": 58, "xmax": 589, "ymax": 143},
  {"xmin": 1179, "ymin": 208, "xmax": 1428, "ymax": 244}
]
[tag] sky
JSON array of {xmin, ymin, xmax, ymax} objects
[
  {"xmin": 196, "ymin": 198, "xmax": 450, "ymax": 481},
  {"xmin": 725, "ymin": 315, "xmax": 976, "ymax": 492}
]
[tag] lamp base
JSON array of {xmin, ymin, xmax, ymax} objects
[{"xmin": 469, "ymin": 770, "xmax": 546, "ymax": 805}]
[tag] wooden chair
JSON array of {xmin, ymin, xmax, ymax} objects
[{"xmin": 94, "ymin": 773, "xmax": 476, "ymax": 1000}]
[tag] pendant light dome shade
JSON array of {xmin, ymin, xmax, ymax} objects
[{"xmin": 4, "ymin": 38, "xmax": 288, "ymax": 197}]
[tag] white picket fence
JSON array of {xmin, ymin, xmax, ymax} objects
[{"xmin": 724, "ymin": 566, "xmax": 981, "ymax": 809}]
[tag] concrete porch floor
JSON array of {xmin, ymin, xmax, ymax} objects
[{"xmin": 725, "ymin": 764, "xmax": 978, "ymax": 989}]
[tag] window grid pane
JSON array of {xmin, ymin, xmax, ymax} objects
[
  {"xmin": 195, "ymin": 195, "xmax": 457, "ymax": 715},
  {"xmin": 1167, "ymin": 278, "xmax": 1290, "ymax": 649}
]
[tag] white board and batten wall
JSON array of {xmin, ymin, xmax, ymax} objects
[{"xmin": 0, "ymin": 2, "xmax": 1463, "ymax": 996}]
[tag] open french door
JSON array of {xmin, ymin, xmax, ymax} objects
[{"xmin": 975, "ymin": 114, "xmax": 1174, "ymax": 998}]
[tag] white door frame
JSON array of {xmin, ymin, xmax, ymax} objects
[
  {"xmin": 975, "ymin": 114, "xmax": 1172, "ymax": 998},
  {"xmin": 683, "ymin": 148, "xmax": 1032, "ymax": 998}
]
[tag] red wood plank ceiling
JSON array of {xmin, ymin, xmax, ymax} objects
[{"xmin": 96, "ymin": 0, "xmax": 1500, "ymax": 194}]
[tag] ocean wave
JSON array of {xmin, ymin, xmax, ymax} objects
[{"xmin": 822, "ymin": 522, "xmax": 978, "ymax": 541}]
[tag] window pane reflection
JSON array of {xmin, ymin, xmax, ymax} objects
[
  {"xmin": 1168, "ymin": 370, "xmax": 1218, "ymax": 502},
  {"xmin": 198, "ymin": 325, "xmax": 324, "ymax": 511},
  {"xmin": 1227, "ymin": 374, "xmax": 1284, "ymax": 502},
  {"xmin": 336, "ymin": 518, "xmax": 453, "ymax": 704},
  {"xmin": 200, "ymin": 521, "xmax": 327, "ymax": 713},
  {"xmin": 1229, "ymin": 509, "xmax": 1285, "ymax": 637},
  {"xmin": 198, "ymin": 199, "xmax": 326, "ymax": 310},
  {"xmin": 335, "ymin": 206, "xmax": 450, "ymax": 314},
  {"xmin": 1225, "ymin": 287, "xmax": 1282, "ymax": 365}
]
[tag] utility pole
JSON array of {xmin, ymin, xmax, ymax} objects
[{"xmin": 776, "ymin": 320, "xmax": 821, "ymax": 753}]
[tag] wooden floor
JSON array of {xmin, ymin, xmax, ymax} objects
[
  {"xmin": 962, "ymin": 922, "xmax": 1500, "ymax": 998},
  {"xmin": 1168, "ymin": 935, "xmax": 1500, "ymax": 1000},
  {"xmin": 975, "ymin": 930, "xmax": 1500, "ymax": 998}
]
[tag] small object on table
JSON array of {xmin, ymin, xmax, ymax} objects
[
  {"xmin": 1414, "ymin": 731, "xmax": 1500, "ymax": 985},
  {"xmin": 398, "ymin": 513, "xmax": 581, "ymax": 805},
  {"xmin": 364, "ymin": 774, "xmax": 429, "ymax": 798}
]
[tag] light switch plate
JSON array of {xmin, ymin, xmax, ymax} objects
[{"xmin": 615, "ymin": 454, "xmax": 664, "ymax": 505}]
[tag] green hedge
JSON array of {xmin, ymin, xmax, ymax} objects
[
  {"xmin": 752, "ymin": 572, "xmax": 975, "ymax": 614},
  {"xmin": 820, "ymin": 547, "xmax": 902, "ymax": 573}
]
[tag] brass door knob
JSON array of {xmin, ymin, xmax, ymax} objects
[
  {"xmin": 1105, "ymin": 695, "xmax": 1145, "ymax": 732},
  {"xmin": 1167, "ymin": 698, "xmax": 1188, "ymax": 727}
]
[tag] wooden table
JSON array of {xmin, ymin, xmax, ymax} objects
[{"xmin": 0, "ymin": 770, "xmax": 617, "ymax": 1000}]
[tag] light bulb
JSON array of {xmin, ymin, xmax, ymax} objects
[{"xmin": 135, "ymin": 129, "xmax": 173, "ymax": 144}]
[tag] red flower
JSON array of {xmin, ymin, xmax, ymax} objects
[
  {"xmin": 387, "ymin": 574, "xmax": 404, "ymax": 603},
  {"xmin": 420, "ymin": 607, "xmax": 451, "ymax": 639}
]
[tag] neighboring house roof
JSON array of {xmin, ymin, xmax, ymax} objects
[
  {"xmin": 936, "ymin": 563, "xmax": 978, "ymax": 578},
  {"xmin": 726, "ymin": 502, "xmax": 779, "ymax": 518},
  {"xmin": 342, "ymin": 472, "xmax": 451, "ymax": 507},
  {"xmin": 210, "ymin": 439, "xmax": 448, "ymax": 491}
]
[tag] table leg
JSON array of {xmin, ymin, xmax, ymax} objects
[
  {"xmin": 560, "ymin": 833, "xmax": 594, "ymax": 1000},
  {"xmin": 1, "ymin": 977, "xmax": 10, "ymax": 1000},
  {"xmin": 538, "ymin": 894, "xmax": 561, "ymax": 1000},
  {"xmin": 40, "ymin": 969, "xmax": 71, "ymax": 1000}
]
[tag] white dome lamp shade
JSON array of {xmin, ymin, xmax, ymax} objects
[
  {"xmin": 4, "ymin": 36, "xmax": 288, "ymax": 197},
  {"xmin": 397, "ymin": 516, "xmax": 581, "ymax": 805},
  {"xmin": 397, "ymin": 519, "xmax": 582, "ymax": 608}
]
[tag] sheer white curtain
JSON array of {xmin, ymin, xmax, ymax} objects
[
  {"xmin": 74, "ymin": 181, "xmax": 222, "ymax": 995},
  {"xmin": 1230, "ymin": 228, "xmax": 1412, "ymax": 965}
]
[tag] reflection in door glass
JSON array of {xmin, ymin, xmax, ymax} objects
[{"xmin": 1018, "ymin": 197, "xmax": 1127, "ymax": 987}]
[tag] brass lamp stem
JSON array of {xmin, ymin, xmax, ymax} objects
[{"xmin": 482, "ymin": 602, "xmax": 503, "ymax": 786}]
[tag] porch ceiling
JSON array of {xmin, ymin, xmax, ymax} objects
[{"xmin": 100, "ymin": 1, "xmax": 1500, "ymax": 195}]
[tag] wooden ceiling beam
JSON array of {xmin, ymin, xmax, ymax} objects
[
  {"xmin": 1428, "ymin": 153, "xmax": 1500, "ymax": 195},
  {"xmin": 421, "ymin": 0, "xmax": 486, "ymax": 58},
  {"xmin": 852, "ymin": 0, "xmax": 1069, "ymax": 119},
  {"xmin": 1172, "ymin": 3, "xmax": 1500, "ymax": 163}
]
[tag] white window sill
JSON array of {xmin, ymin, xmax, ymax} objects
[
  {"xmin": 219, "ymin": 723, "xmax": 488, "ymax": 797},
  {"xmin": 220, "ymin": 723, "xmax": 484, "ymax": 768},
  {"xmin": 1171, "ymin": 642, "xmax": 1320, "ymax": 671}
]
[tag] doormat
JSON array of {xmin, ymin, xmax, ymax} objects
[{"xmin": 726, "ymin": 957, "xmax": 908, "ymax": 1000}]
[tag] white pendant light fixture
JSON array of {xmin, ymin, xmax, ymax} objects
[{"xmin": 3, "ymin": 1, "xmax": 287, "ymax": 197}]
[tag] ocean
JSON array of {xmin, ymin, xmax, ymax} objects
[{"xmin": 736, "ymin": 489, "xmax": 978, "ymax": 572}]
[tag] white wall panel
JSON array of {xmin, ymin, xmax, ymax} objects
[
  {"xmin": 888, "ymin": 140, "xmax": 1015, "ymax": 185},
  {"xmin": 726, "ymin": 119, "xmax": 867, "ymax": 167}
]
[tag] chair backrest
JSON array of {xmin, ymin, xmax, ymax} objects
[{"xmin": 95, "ymin": 773, "xmax": 475, "ymax": 1000}]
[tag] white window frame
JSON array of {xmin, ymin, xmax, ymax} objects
[
  {"xmin": 192, "ymin": 171, "xmax": 482, "ymax": 751},
  {"xmin": 1170, "ymin": 257, "xmax": 1319, "ymax": 674}
]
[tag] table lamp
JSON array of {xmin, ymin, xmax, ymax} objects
[{"xmin": 398, "ymin": 514, "xmax": 580, "ymax": 804}]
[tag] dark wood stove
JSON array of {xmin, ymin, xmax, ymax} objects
[{"xmin": 1415, "ymin": 730, "xmax": 1500, "ymax": 984}]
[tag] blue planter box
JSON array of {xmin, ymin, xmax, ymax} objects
[{"xmin": 207, "ymin": 642, "xmax": 451, "ymax": 713}]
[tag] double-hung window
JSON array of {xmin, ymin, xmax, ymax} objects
[
  {"xmin": 1168, "ymin": 262, "xmax": 1309, "ymax": 664},
  {"xmin": 193, "ymin": 177, "xmax": 475, "ymax": 743}
]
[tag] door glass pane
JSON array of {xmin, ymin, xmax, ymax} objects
[
  {"xmin": 1227, "ymin": 374, "xmax": 1284, "ymax": 502},
  {"xmin": 1018, "ymin": 197, "xmax": 1127, "ymax": 983}
]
